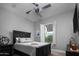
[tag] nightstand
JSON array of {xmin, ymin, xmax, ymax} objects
[
  {"xmin": 66, "ymin": 44, "xmax": 79, "ymax": 56},
  {"xmin": 0, "ymin": 45, "xmax": 13, "ymax": 56}
]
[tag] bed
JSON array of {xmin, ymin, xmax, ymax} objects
[{"xmin": 13, "ymin": 30, "xmax": 51, "ymax": 56}]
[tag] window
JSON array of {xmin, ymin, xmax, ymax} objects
[
  {"xmin": 45, "ymin": 24, "xmax": 53, "ymax": 43},
  {"xmin": 40, "ymin": 21, "xmax": 56, "ymax": 44}
]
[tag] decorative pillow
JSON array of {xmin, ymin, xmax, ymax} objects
[{"xmin": 16, "ymin": 37, "xmax": 20, "ymax": 43}]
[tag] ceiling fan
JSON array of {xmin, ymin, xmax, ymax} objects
[{"xmin": 26, "ymin": 3, "xmax": 51, "ymax": 17}]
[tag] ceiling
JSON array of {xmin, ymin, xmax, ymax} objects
[{"xmin": 0, "ymin": 3, "xmax": 75, "ymax": 22}]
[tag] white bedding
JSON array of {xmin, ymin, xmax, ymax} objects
[{"xmin": 14, "ymin": 42, "xmax": 49, "ymax": 56}]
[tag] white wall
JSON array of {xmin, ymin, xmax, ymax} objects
[
  {"xmin": 35, "ymin": 10, "xmax": 74, "ymax": 50},
  {"xmin": 34, "ymin": 20, "xmax": 41, "ymax": 42},
  {"xmin": 0, "ymin": 7, "xmax": 34, "ymax": 44}
]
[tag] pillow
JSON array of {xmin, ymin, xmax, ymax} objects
[
  {"xmin": 26, "ymin": 38, "xmax": 31, "ymax": 40},
  {"xmin": 19, "ymin": 38, "xmax": 27, "ymax": 43},
  {"xmin": 16, "ymin": 37, "xmax": 33, "ymax": 43},
  {"xmin": 24, "ymin": 39, "xmax": 33, "ymax": 43}
]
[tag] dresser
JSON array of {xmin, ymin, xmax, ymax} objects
[
  {"xmin": 0, "ymin": 45, "xmax": 13, "ymax": 56},
  {"xmin": 66, "ymin": 50, "xmax": 79, "ymax": 56}
]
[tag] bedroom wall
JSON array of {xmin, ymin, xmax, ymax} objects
[
  {"xmin": 0, "ymin": 7, "xmax": 34, "ymax": 44},
  {"xmin": 34, "ymin": 10, "xmax": 74, "ymax": 51}
]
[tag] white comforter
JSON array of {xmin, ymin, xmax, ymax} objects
[{"xmin": 14, "ymin": 42, "xmax": 49, "ymax": 56}]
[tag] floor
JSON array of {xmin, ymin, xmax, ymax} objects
[
  {"xmin": 51, "ymin": 49, "xmax": 66, "ymax": 56},
  {"xmin": 50, "ymin": 51, "xmax": 66, "ymax": 56},
  {"xmin": 13, "ymin": 49, "xmax": 66, "ymax": 56},
  {"xmin": 13, "ymin": 53, "xmax": 65, "ymax": 56}
]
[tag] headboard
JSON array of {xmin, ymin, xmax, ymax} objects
[{"xmin": 13, "ymin": 30, "xmax": 31, "ymax": 44}]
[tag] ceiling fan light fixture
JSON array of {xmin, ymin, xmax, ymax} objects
[{"xmin": 26, "ymin": 3, "xmax": 51, "ymax": 17}]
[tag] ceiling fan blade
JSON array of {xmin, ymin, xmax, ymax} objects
[
  {"xmin": 32, "ymin": 3, "xmax": 39, "ymax": 7},
  {"xmin": 26, "ymin": 10, "xmax": 32, "ymax": 14},
  {"xmin": 42, "ymin": 4, "xmax": 51, "ymax": 9}
]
